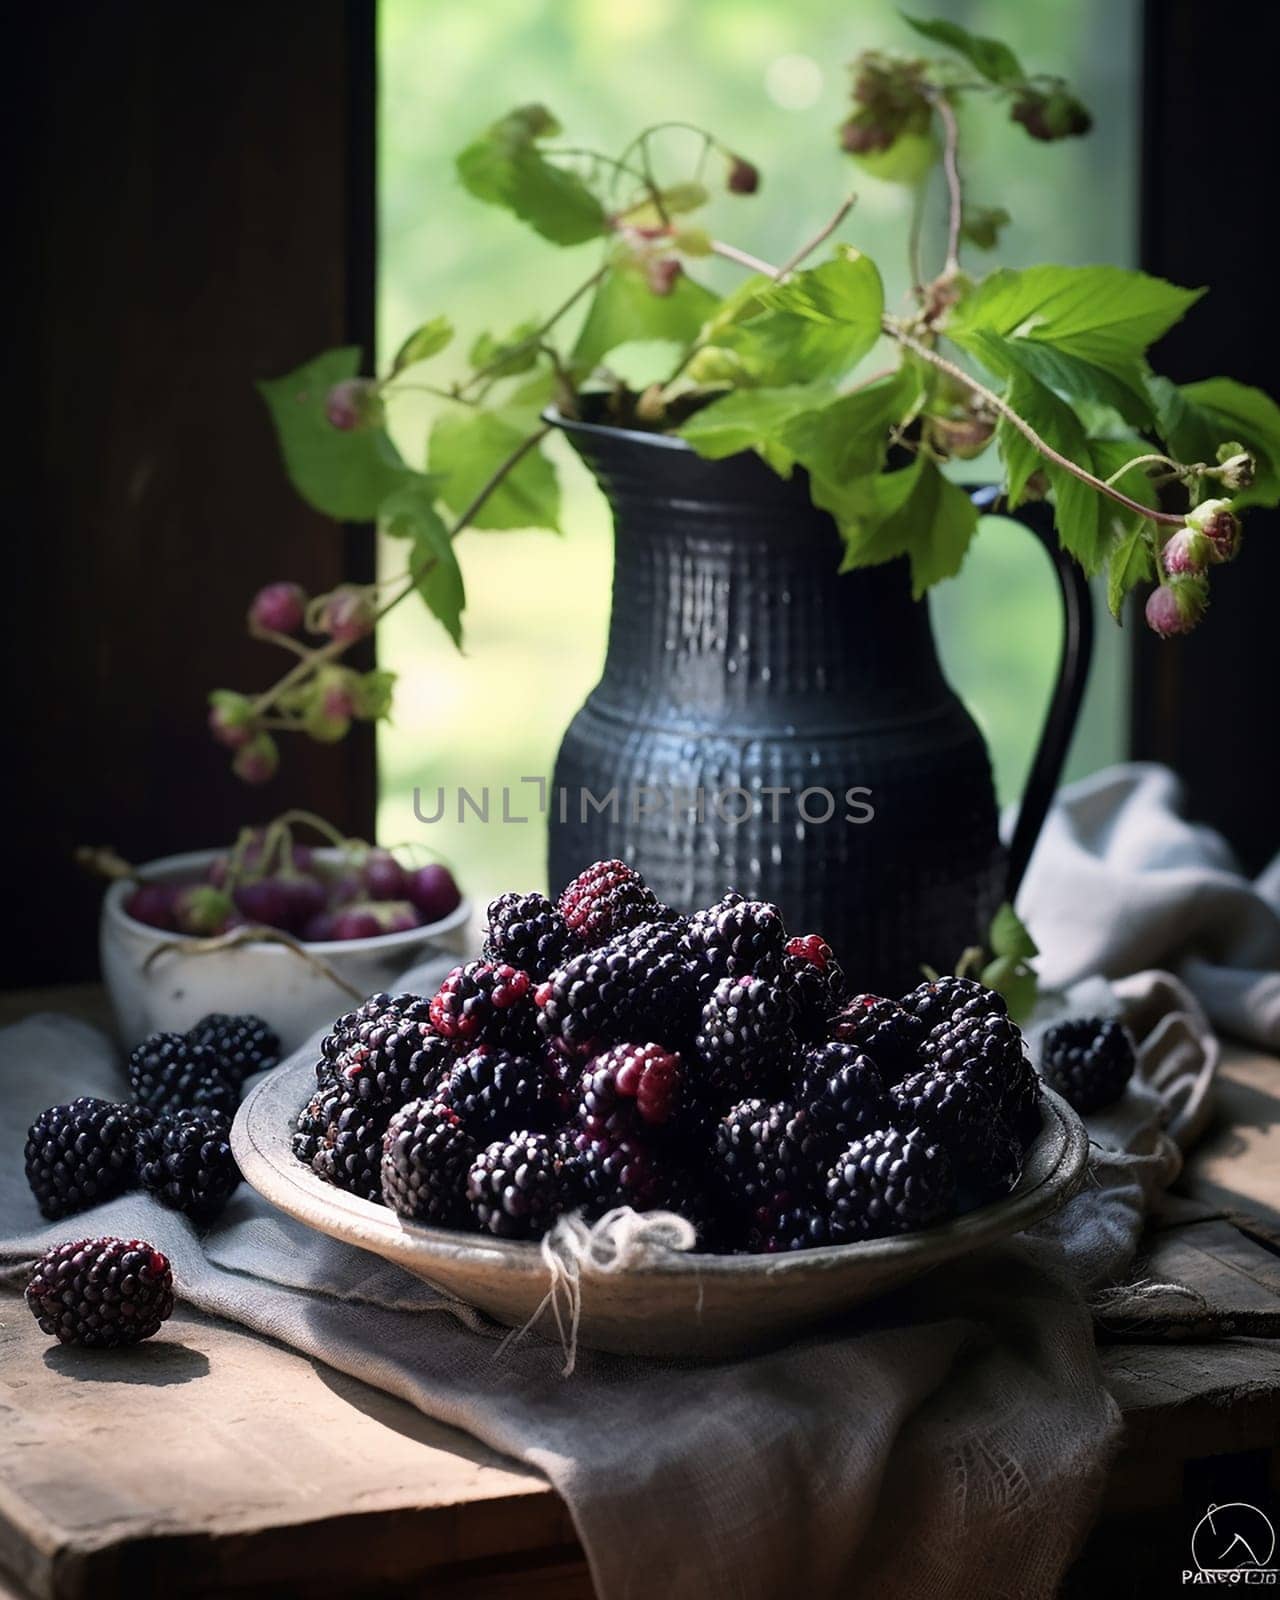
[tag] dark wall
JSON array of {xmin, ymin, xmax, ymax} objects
[
  {"xmin": 1136, "ymin": 0, "xmax": 1280, "ymax": 874},
  {"xmin": 6, "ymin": 1, "xmax": 377, "ymax": 985}
]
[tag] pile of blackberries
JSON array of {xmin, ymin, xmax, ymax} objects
[
  {"xmin": 24, "ymin": 1013, "xmax": 278, "ymax": 1225},
  {"xmin": 295, "ymin": 860, "xmax": 1056, "ymax": 1251}
]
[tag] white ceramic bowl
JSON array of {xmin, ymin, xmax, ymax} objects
[
  {"xmin": 234, "ymin": 1056, "xmax": 1090, "ymax": 1360},
  {"xmin": 101, "ymin": 848, "xmax": 470, "ymax": 1051}
]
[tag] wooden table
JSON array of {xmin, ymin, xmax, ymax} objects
[{"xmin": 2, "ymin": 992, "xmax": 1278, "ymax": 1598}]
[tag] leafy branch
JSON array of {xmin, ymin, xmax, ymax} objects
[{"xmin": 212, "ymin": 16, "xmax": 1279, "ymax": 784}]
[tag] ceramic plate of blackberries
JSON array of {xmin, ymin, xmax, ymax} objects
[{"xmin": 220, "ymin": 860, "xmax": 1119, "ymax": 1355}]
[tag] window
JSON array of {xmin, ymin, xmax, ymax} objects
[{"xmin": 377, "ymin": 0, "xmax": 1140, "ymax": 907}]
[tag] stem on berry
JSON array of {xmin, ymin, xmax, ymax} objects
[
  {"xmin": 455, "ymin": 267, "xmax": 608, "ymax": 399},
  {"xmin": 926, "ymin": 88, "xmax": 964, "ymax": 277},
  {"xmin": 1102, "ymin": 453, "xmax": 1180, "ymax": 488},
  {"xmin": 908, "ymin": 183, "xmax": 927, "ymax": 301},
  {"xmin": 663, "ymin": 195, "xmax": 857, "ymax": 387},
  {"xmin": 710, "ymin": 239, "xmax": 781, "ymax": 277},
  {"xmin": 380, "ymin": 381, "xmax": 480, "ymax": 408},
  {"xmin": 249, "ymin": 626, "xmax": 311, "ymax": 658},
  {"xmin": 885, "ymin": 322, "xmax": 1188, "ymax": 527},
  {"xmin": 247, "ymin": 425, "xmax": 555, "ymax": 727},
  {"xmin": 777, "ymin": 193, "xmax": 858, "ymax": 278}
]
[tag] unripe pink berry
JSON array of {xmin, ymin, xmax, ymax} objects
[
  {"xmin": 319, "ymin": 586, "xmax": 375, "ymax": 643},
  {"xmin": 1205, "ymin": 514, "xmax": 1241, "ymax": 562},
  {"xmin": 726, "ymin": 155, "xmax": 760, "ymax": 195},
  {"xmin": 324, "ymin": 378, "xmax": 383, "ymax": 432},
  {"xmin": 1160, "ymin": 529, "xmax": 1210, "ymax": 577},
  {"xmin": 1145, "ymin": 578, "xmax": 1208, "ymax": 638},
  {"xmin": 174, "ymin": 884, "xmax": 236, "ymax": 937},
  {"xmin": 1187, "ymin": 499, "xmax": 1242, "ymax": 564},
  {"xmin": 1217, "ymin": 451, "xmax": 1255, "ymax": 491},
  {"xmin": 207, "ymin": 690, "xmax": 256, "ymax": 750},
  {"xmin": 644, "ymin": 257, "xmax": 683, "ymax": 297},
  {"xmin": 232, "ymin": 732, "xmax": 279, "ymax": 785},
  {"xmin": 248, "ymin": 581, "xmax": 307, "ymax": 635}
]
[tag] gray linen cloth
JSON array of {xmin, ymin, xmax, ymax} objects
[
  {"xmin": 1018, "ymin": 762, "xmax": 1280, "ymax": 1050},
  {"xmin": 0, "ymin": 762, "xmax": 1259, "ymax": 1600}
]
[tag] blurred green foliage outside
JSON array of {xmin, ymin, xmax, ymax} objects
[{"xmin": 376, "ymin": 0, "xmax": 1140, "ymax": 912}]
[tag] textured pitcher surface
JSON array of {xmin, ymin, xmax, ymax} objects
[{"xmin": 548, "ymin": 413, "xmax": 1004, "ymax": 990}]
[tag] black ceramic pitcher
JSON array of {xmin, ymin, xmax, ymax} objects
[{"xmin": 547, "ymin": 410, "xmax": 1092, "ymax": 993}]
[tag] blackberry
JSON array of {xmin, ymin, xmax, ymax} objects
[
  {"xmin": 483, "ymin": 891, "xmax": 571, "ymax": 978},
  {"xmin": 128, "ymin": 1033, "xmax": 238, "ymax": 1118},
  {"xmin": 781, "ymin": 935, "xmax": 848, "ymax": 1041},
  {"xmin": 313, "ymin": 1092, "xmax": 393, "ymax": 1203},
  {"xmin": 292, "ymin": 1084, "xmax": 341, "ymax": 1167},
  {"xmin": 558, "ymin": 859, "xmax": 659, "ymax": 947},
  {"xmin": 797, "ymin": 1042, "xmax": 890, "ymax": 1149},
  {"xmin": 429, "ymin": 961, "xmax": 536, "ymax": 1049},
  {"xmin": 681, "ymin": 892, "xmax": 788, "ymax": 999},
  {"xmin": 438, "ymin": 1045, "xmax": 562, "ymax": 1137},
  {"xmin": 316, "ymin": 992, "xmax": 433, "ymax": 1083},
  {"xmin": 24, "ymin": 1098, "xmax": 144, "ymax": 1220},
  {"xmin": 694, "ymin": 974, "xmax": 793, "ymax": 1101},
  {"xmin": 136, "ymin": 1108, "xmax": 242, "ymax": 1223},
  {"xmin": 900, "ymin": 977, "xmax": 1007, "ymax": 1034},
  {"xmin": 926, "ymin": 1012, "xmax": 1041, "ymax": 1142},
  {"xmin": 1041, "ymin": 1016, "xmax": 1136, "ymax": 1115},
  {"xmin": 186, "ymin": 1012, "xmax": 280, "ymax": 1085},
  {"xmin": 609, "ymin": 920, "xmax": 699, "ymax": 1044},
  {"xmin": 826, "ymin": 1128, "xmax": 955, "ymax": 1243},
  {"xmin": 330, "ymin": 1013, "xmax": 454, "ymax": 1107},
  {"xmin": 25, "ymin": 1236, "xmax": 174, "ymax": 1348},
  {"xmin": 536, "ymin": 920, "xmax": 694, "ymax": 1058},
  {"xmin": 890, "ymin": 1070, "xmax": 1021, "ymax": 1201},
  {"xmin": 577, "ymin": 1041, "xmax": 683, "ymax": 1137},
  {"xmin": 829, "ymin": 995, "xmax": 926, "ymax": 1084},
  {"xmin": 380, "ymin": 1099, "xmax": 475, "ymax": 1224},
  {"xmin": 467, "ymin": 1129, "xmax": 569, "ymax": 1239},
  {"xmin": 565, "ymin": 1126, "xmax": 671, "ymax": 1218},
  {"xmin": 713, "ymin": 1099, "xmax": 825, "ymax": 1212},
  {"xmin": 753, "ymin": 1200, "xmax": 832, "ymax": 1254}
]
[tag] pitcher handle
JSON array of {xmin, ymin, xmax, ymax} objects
[{"xmin": 967, "ymin": 486, "xmax": 1095, "ymax": 902}]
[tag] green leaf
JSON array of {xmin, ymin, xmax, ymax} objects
[
  {"xmin": 707, "ymin": 251, "xmax": 885, "ymax": 388},
  {"xmin": 988, "ymin": 901, "xmax": 1038, "ymax": 961},
  {"xmin": 572, "ymin": 260, "xmax": 718, "ymax": 373},
  {"xmin": 351, "ymin": 669, "xmax": 397, "ymax": 720},
  {"xmin": 966, "ymin": 328, "xmax": 1153, "ymax": 428},
  {"xmin": 429, "ymin": 410, "xmax": 560, "ymax": 532},
  {"xmin": 501, "ymin": 369, "xmax": 559, "ymax": 431},
  {"xmin": 618, "ymin": 182, "xmax": 710, "ymax": 229},
  {"xmin": 1086, "ymin": 435, "xmax": 1159, "ymax": 621},
  {"xmin": 780, "ymin": 366, "xmax": 921, "ymax": 482},
  {"xmin": 901, "ymin": 14, "xmax": 1024, "ymax": 84},
  {"xmin": 380, "ymin": 483, "xmax": 465, "ymax": 649},
  {"xmin": 258, "ymin": 348, "xmax": 413, "ymax": 521},
  {"xmin": 959, "ymin": 203, "xmax": 1010, "ymax": 251},
  {"xmin": 469, "ymin": 321, "xmax": 541, "ymax": 379},
  {"xmin": 756, "ymin": 246, "xmax": 884, "ymax": 333},
  {"xmin": 390, "ymin": 317, "xmax": 453, "ymax": 376},
  {"xmin": 678, "ymin": 386, "xmax": 822, "ymax": 475},
  {"xmin": 1105, "ymin": 520, "xmax": 1153, "ymax": 620},
  {"xmin": 836, "ymin": 456, "xmax": 978, "ymax": 596},
  {"xmin": 949, "ymin": 265, "xmax": 1203, "ymax": 375},
  {"xmin": 996, "ymin": 369, "xmax": 1110, "ymax": 572},
  {"xmin": 980, "ymin": 955, "xmax": 1038, "ymax": 1022},
  {"xmin": 456, "ymin": 105, "xmax": 607, "ymax": 246},
  {"xmin": 1149, "ymin": 374, "xmax": 1280, "ymax": 508}
]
